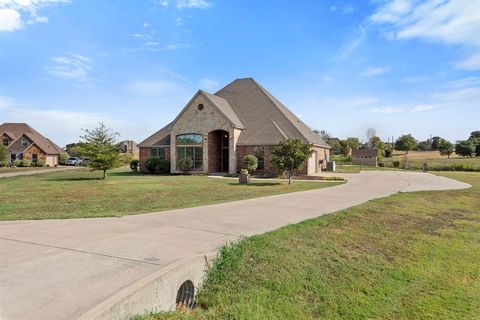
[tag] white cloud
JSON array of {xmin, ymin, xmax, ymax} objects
[
  {"xmin": 370, "ymin": 0, "xmax": 480, "ymax": 70},
  {"xmin": 335, "ymin": 23, "xmax": 369, "ymax": 62},
  {"xmin": 176, "ymin": 0, "xmax": 211, "ymax": 9},
  {"xmin": 46, "ymin": 53, "xmax": 93, "ymax": 84},
  {"xmin": 199, "ymin": 78, "xmax": 219, "ymax": 91},
  {"xmin": 0, "ymin": 0, "xmax": 70, "ymax": 31},
  {"xmin": 0, "ymin": 8, "xmax": 21, "ymax": 31},
  {"xmin": 411, "ymin": 104, "xmax": 434, "ymax": 112},
  {"xmin": 342, "ymin": 4, "xmax": 354, "ymax": 14},
  {"xmin": 370, "ymin": 106, "xmax": 402, "ymax": 114},
  {"xmin": 361, "ymin": 67, "xmax": 390, "ymax": 76}
]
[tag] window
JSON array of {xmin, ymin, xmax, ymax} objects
[
  {"xmin": 255, "ymin": 146, "xmax": 265, "ymax": 170},
  {"xmin": 176, "ymin": 134, "xmax": 203, "ymax": 170},
  {"xmin": 21, "ymin": 138, "xmax": 28, "ymax": 147},
  {"xmin": 2, "ymin": 138, "xmax": 8, "ymax": 146},
  {"xmin": 176, "ymin": 134, "xmax": 203, "ymax": 145},
  {"xmin": 10, "ymin": 154, "xmax": 16, "ymax": 161},
  {"xmin": 32, "ymin": 154, "xmax": 38, "ymax": 164},
  {"xmin": 151, "ymin": 148, "xmax": 166, "ymax": 159},
  {"xmin": 197, "ymin": 104, "xmax": 204, "ymax": 111}
]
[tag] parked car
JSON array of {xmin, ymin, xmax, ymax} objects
[
  {"xmin": 65, "ymin": 157, "xmax": 82, "ymax": 166},
  {"xmin": 81, "ymin": 158, "xmax": 91, "ymax": 166}
]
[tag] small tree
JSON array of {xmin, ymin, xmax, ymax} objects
[
  {"xmin": 0, "ymin": 144, "xmax": 8, "ymax": 163},
  {"xmin": 178, "ymin": 157, "xmax": 193, "ymax": 174},
  {"xmin": 455, "ymin": 140, "xmax": 476, "ymax": 157},
  {"xmin": 80, "ymin": 123, "xmax": 120, "ymax": 179},
  {"xmin": 438, "ymin": 139, "xmax": 454, "ymax": 159},
  {"xmin": 395, "ymin": 134, "xmax": 417, "ymax": 154},
  {"xmin": 242, "ymin": 155, "xmax": 258, "ymax": 174},
  {"xmin": 130, "ymin": 159, "xmax": 140, "ymax": 172},
  {"xmin": 271, "ymin": 139, "xmax": 313, "ymax": 184}
]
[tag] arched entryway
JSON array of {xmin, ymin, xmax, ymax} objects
[{"xmin": 208, "ymin": 130, "xmax": 229, "ymax": 173}]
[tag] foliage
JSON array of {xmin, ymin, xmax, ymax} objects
[
  {"xmin": 0, "ymin": 144, "xmax": 7, "ymax": 163},
  {"xmin": 118, "ymin": 152, "xmax": 134, "ymax": 165},
  {"xmin": 345, "ymin": 137, "xmax": 361, "ymax": 150},
  {"xmin": 79, "ymin": 123, "xmax": 121, "ymax": 179},
  {"xmin": 144, "ymin": 158, "xmax": 170, "ymax": 174},
  {"xmin": 0, "ymin": 160, "xmax": 8, "ymax": 167},
  {"xmin": 271, "ymin": 139, "xmax": 313, "ymax": 184},
  {"xmin": 369, "ymin": 136, "xmax": 384, "ymax": 149},
  {"xmin": 392, "ymin": 161, "xmax": 400, "ymax": 168},
  {"xmin": 314, "ymin": 130, "xmax": 331, "ymax": 143},
  {"xmin": 468, "ymin": 131, "xmax": 480, "ymax": 156},
  {"xmin": 157, "ymin": 159, "xmax": 170, "ymax": 174},
  {"xmin": 438, "ymin": 139, "xmax": 454, "ymax": 158},
  {"xmin": 178, "ymin": 157, "xmax": 193, "ymax": 174},
  {"xmin": 430, "ymin": 136, "xmax": 441, "ymax": 151},
  {"xmin": 12, "ymin": 159, "xmax": 21, "ymax": 167},
  {"xmin": 455, "ymin": 140, "xmax": 476, "ymax": 157},
  {"xmin": 32, "ymin": 160, "xmax": 45, "ymax": 167},
  {"xmin": 338, "ymin": 140, "xmax": 351, "ymax": 157},
  {"xmin": 394, "ymin": 134, "xmax": 417, "ymax": 154},
  {"xmin": 242, "ymin": 155, "xmax": 258, "ymax": 174},
  {"xmin": 415, "ymin": 141, "xmax": 430, "ymax": 151},
  {"xmin": 130, "ymin": 159, "xmax": 140, "ymax": 172},
  {"xmin": 19, "ymin": 160, "xmax": 31, "ymax": 167},
  {"xmin": 65, "ymin": 142, "xmax": 86, "ymax": 158},
  {"xmin": 59, "ymin": 153, "xmax": 69, "ymax": 165}
]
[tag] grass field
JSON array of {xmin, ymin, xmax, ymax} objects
[
  {"xmin": 135, "ymin": 172, "xmax": 480, "ymax": 320},
  {"xmin": 0, "ymin": 168, "xmax": 341, "ymax": 220},
  {"xmin": 0, "ymin": 167, "xmax": 48, "ymax": 173},
  {"xmin": 382, "ymin": 151, "xmax": 480, "ymax": 171}
]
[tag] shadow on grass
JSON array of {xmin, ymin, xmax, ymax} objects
[
  {"xmin": 46, "ymin": 176, "xmax": 104, "ymax": 181},
  {"xmin": 228, "ymin": 182, "xmax": 281, "ymax": 187},
  {"xmin": 109, "ymin": 171, "xmax": 143, "ymax": 177}
]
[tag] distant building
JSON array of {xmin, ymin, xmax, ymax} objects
[
  {"xmin": 0, "ymin": 123, "xmax": 66, "ymax": 166},
  {"xmin": 351, "ymin": 149, "xmax": 378, "ymax": 167},
  {"xmin": 118, "ymin": 140, "xmax": 139, "ymax": 156}
]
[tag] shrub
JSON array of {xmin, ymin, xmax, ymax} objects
[
  {"xmin": 178, "ymin": 157, "xmax": 193, "ymax": 174},
  {"xmin": 378, "ymin": 162, "xmax": 385, "ymax": 167},
  {"xmin": 130, "ymin": 159, "xmax": 139, "ymax": 172},
  {"xmin": 392, "ymin": 161, "xmax": 400, "ymax": 168},
  {"xmin": 33, "ymin": 160, "xmax": 45, "ymax": 167},
  {"xmin": 19, "ymin": 160, "xmax": 31, "ymax": 167},
  {"xmin": 157, "ymin": 159, "xmax": 170, "ymax": 174},
  {"xmin": 0, "ymin": 160, "xmax": 8, "ymax": 167},
  {"xmin": 12, "ymin": 159, "xmax": 21, "ymax": 167},
  {"xmin": 118, "ymin": 153, "xmax": 134, "ymax": 165},
  {"xmin": 242, "ymin": 155, "xmax": 258, "ymax": 174},
  {"xmin": 59, "ymin": 153, "xmax": 69, "ymax": 165},
  {"xmin": 145, "ymin": 157, "xmax": 161, "ymax": 173}
]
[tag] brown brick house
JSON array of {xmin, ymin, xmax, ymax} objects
[
  {"xmin": 1, "ymin": 123, "xmax": 66, "ymax": 166},
  {"xmin": 138, "ymin": 78, "xmax": 330, "ymax": 174}
]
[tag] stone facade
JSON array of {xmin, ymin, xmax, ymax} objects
[
  {"xmin": 169, "ymin": 94, "xmax": 239, "ymax": 174},
  {"xmin": 23, "ymin": 144, "xmax": 47, "ymax": 164}
]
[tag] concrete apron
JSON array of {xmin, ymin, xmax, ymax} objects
[{"xmin": 0, "ymin": 172, "xmax": 471, "ymax": 320}]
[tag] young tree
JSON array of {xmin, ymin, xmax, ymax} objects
[
  {"xmin": 369, "ymin": 136, "xmax": 384, "ymax": 149},
  {"xmin": 394, "ymin": 134, "xmax": 417, "ymax": 154},
  {"xmin": 366, "ymin": 128, "xmax": 376, "ymax": 146},
  {"xmin": 0, "ymin": 144, "xmax": 8, "ymax": 163},
  {"xmin": 468, "ymin": 131, "xmax": 480, "ymax": 156},
  {"xmin": 339, "ymin": 140, "xmax": 350, "ymax": 156},
  {"xmin": 242, "ymin": 155, "xmax": 258, "ymax": 174},
  {"xmin": 455, "ymin": 140, "xmax": 476, "ymax": 157},
  {"xmin": 80, "ymin": 123, "xmax": 120, "ymax": 179},
  {"xmin": 438, "ymin": 139, "xmax": 454, "ymax": 158},
  {"xmin": 271, "ymin": 139, "xmax": 313, "ymax": 184}
]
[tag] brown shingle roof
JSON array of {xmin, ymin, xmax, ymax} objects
[
  {"xmin": 215, "ymin": 78, "xmax": 329, "ymax": 147},
  {"xmin": 0, "ymin": 123, "xmax": 65, "ymax": 155},
  {"xmin": 139, "ymin": 78, "xmax": 330, "ymax": 148},
  {"xmin": 352, "ymin": 149, "xmax": 378, "ymax": 157}
]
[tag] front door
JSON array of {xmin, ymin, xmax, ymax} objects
[{"xmin": 222, "ymin": 148, "xmax": 229, "ymax": 172}]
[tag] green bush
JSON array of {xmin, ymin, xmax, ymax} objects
[
  {"xmin": 12, "ymin": 159, "xmax": 21, "ymax": 167},
  {"xmin": 178, "ymin": 157, "xmax": 193, "ymax": 174},
  {"xmin": 33, "ymin": 160, "xmax": 45, "ymax": 167},
  {"xmin": 378, "ymin": 162, "xmax": 385, "ymax": 167},
  {"xmin": 59, "ymin": 153, "xmax": 69, "ymax": 165},
  {"xmin": 392, "ymin": 161, "xmax": 400, "ymax": 168},
  {"xmin": 0, "ymin": 160, "xmax": 8, "ymax": 167},
  {"xmin": 242, "ymin": 155, "xmax": 258, "ymax": 173},
  {"xmin": 19, "ymin": 160, "xmax": 31, "ymax": 167},
  {"xmin": 130, "ymin": 159, "xmax": 139, "ymax": 172},
  {"xmin": 157, "ymin": 159, "xmax": 170, "ymax": 174}
]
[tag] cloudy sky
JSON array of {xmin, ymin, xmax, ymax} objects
[{"xmin": 1, "ymin": 0, "xmax": 479, "ymax": 146}]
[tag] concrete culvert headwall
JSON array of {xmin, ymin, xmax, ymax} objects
[{"xmin": 176, "ymin": 280, "xmax": 196, "ymax": 310}]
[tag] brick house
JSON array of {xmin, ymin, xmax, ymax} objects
[
  {"xmin": 138, "ymin": 78, "xmax": 330, "ymax": 175},
  {"xmin": 0, "ymin": 123, "xmax": 66, "ymax": 166}
]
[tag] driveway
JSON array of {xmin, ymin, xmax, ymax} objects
[{"xmin": 0, "ymin": 171, "xmax": 470, "ymax": 320}]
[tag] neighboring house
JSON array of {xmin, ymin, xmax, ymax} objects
[
  {"xmin": 118, "ymin": 140, "xmax": 139, "ymax": 156},
  {"xmin": 0, "ymin": 123, "xmax": 66, "ymax": 166},
  {"xmin": 139, "ymin": 78, "xmax": 330, "ymax": 175},
  {"xmin": 352, "ymin": 149, "xmax": 378, "ymax": 167}
]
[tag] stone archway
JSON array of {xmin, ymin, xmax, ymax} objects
[{"xmin": 208, "ymin": 130, "xmax": 229, "ymax": 173}]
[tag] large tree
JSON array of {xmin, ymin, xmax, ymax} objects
[
  {"xmin": 271, "ymin": 139, "xmax": 313, "ymax": 184},
  {"xmin": 455, "ymin": 140, "xmax": 476, "ymax": 157},
  {"xmin": 80, "ymin": 123, "xmax": 120, "ymax": 179},
  {"xmin": 468, "ymin": 131, "xmax": 480, "ymax": 156},
  {"xmin": 345, "ymin": 137, "xmax": 361, "ymax": 150},
  {"xmin": 438, "ymin": 139, "xmax": 454, "ymax": 159},
  {"xmin": 395, "ymin": 134, "xmax": 417, "ymax": 154}
]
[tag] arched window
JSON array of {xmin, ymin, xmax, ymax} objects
[{"xmin": 176, "ymin": 134, "xmax": 203, "ymax": 170}]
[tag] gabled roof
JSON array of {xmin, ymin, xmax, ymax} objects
[
  {"xmin": 215, "ymin": 78, "xmax": 330, "ymax": 147},
  {"xmin": 0, "ymin": 123, "xmax": 65, "ymax": 155},
  {"xmin": 201, "ymin": 91, "xmax": 244, "ymax": 129},
  {"xmin": 138, "ymin": 122, "xmax": 171, "ymax": 147}
]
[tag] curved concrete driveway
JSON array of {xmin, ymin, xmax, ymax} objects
[{"xmin": 0, "ymin": 171, "xmax": 470, "ymax": 320}]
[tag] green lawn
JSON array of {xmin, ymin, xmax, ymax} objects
[
  {"xmin": 0, "ymin": 169, "xmax": 341, "ymax": 220},
  {"xmin": 135, "ymin": 172, "xmax": 480, "ymax": 320},
  {"xmin": 0, "ymin": 166, "xmax": 48, "ymax": 173}
]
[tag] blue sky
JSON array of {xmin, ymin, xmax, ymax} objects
[{"xmin": 1, "ymin": 0, "xmax": 479, "ymax": 146}]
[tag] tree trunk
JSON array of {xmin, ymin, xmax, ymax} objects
[
  {"xmin": 103, "ymin": 169, "xmax": 107, "ymax": 180},
  {"xmin": 288, "ymin": 171, "xmax": 292, "ymax": 185}
]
